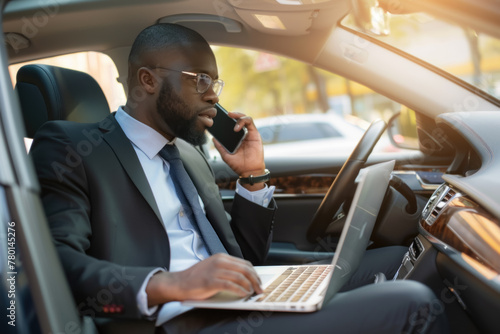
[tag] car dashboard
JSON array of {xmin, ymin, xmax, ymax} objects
[{"xmin": 394, "ymin": 111, "xmax": 500, "ymax": 333}]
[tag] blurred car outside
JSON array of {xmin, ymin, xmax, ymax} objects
[{"xmin": 208, "ymin": 112, "xmax": 397, "ymax": 159}]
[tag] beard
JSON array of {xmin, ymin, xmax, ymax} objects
[{"xmin": 156, "ymin": 80, "xmax": 207, "ymax": 146}]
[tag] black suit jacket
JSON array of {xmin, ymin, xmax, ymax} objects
[{"xmin": 30, "ymin": 113, "xmax": 275, "ymax": 319}]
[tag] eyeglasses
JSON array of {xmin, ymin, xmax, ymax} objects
[{"xmin": 150, "ymin": 67, "xmax": 224, "ymax": 96}]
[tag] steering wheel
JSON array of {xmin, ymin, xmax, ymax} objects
[{"xmin": 306, "ymin": 119, "xmax": 387, "ymax": 242}]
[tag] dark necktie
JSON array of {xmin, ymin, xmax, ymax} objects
[{"xmin": 159, "ymin": 144, "xmax": 227, "ymax": 255}]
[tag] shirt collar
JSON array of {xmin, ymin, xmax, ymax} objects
[{"xmin": 115, "ymin": 106, "xmax": 174, "ymax": 159}]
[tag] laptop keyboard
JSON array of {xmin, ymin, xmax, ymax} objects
[{"xmin": 256, "ymin": 265, "xmax": 331, "ymax": 303}]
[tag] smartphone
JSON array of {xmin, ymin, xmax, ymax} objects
[{"xmin": 208, "ymin": 103, "xmax": 248, "ymax": 154}]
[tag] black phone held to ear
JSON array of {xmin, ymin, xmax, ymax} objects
[{"xmin": 208, "ymin": 103, "xmax": 248, "ymax": 154}]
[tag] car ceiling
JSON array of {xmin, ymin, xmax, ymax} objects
[
  {"xmin": 3, "ymin": 0, "xmax": 500, "ymax": 118},
  {"xmin": 2, "ymin": 0, "xmax": 350, "ymax": 65}
]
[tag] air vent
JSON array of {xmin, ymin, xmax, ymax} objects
[
  {"xmin": 425, "ymin": 187, "xmax": 458, "ymax": 226},
  {"xmin": 443, "ymin": 188, "xmax": 456, "ymax": 202}
]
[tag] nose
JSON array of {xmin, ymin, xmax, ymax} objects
[{"xmin": 202, "ymin": 85, "xmax": 220, "ymax": 105}]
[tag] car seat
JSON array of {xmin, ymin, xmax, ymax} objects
[{"xmin": 15, "ymin": 64, "xmax": 110, "ymax": 138}]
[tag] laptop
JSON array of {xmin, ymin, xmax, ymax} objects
[{"xmin": 183, "ymin": 160, "xmax": 396, "ymax": 313}]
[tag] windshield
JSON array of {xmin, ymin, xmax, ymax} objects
[{"xmin": 343, "ymin": 12, "xmax": 500, "ymax": 100}]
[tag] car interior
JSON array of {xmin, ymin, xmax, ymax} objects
[{"xmin": 1, "ymin": 0, "xmax": 500, "ymax": 333}]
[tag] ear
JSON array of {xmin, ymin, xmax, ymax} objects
[{"xmin": 137, "ymin": 67, "xmax": 160, "ymax": 94}]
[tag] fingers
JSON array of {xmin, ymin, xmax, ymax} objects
[
  {"xmin": 159, "ymin": 254, "xmax": 263, "ymax": 302},
  {"xmin": 213, "ymin": 111, "xmax": 266, "ymax": 187},
  {"xmin": 210, "ymin": 254, "xmax": 263, "ymax": 295},
  {"xmin": 227, "ymin": 111, "xmax": 257, "ymax": 132},
  {"xmin": 212, "ymin": 269, "xmax": 258, "ymax": 297}
]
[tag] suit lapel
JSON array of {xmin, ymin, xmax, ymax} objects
[{"xmin": 98, "ymin": 114, "xmax": 163, "ymax": 224}]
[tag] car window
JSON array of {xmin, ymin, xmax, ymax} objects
[
  {"xmin": 211, "ymin": 46, "xmax": 406, "ymax": 160},
  {"xmin": 275, "ymin": 122, "xmax": 342, "ymax": 143},
  {"xmin": 276, "ymin": 123, "xmax": 325, "ymax": 143},
  {"xmin": 342, "ymin": 12, "xmax": 500, "ymax": 101},
  {"xmin": 214, "ymin": 46, "xmax": 403, "ymax": 121},
  {"xmin": 209, "ymin": 46, "xmax": 412, "ymax": 195},
  {"xmin": 317, "ymin": 123, "xmax": 342, "ymax": 138}
]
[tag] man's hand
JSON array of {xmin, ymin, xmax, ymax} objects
[
  {"xmin": 146, "ymin": 253, "xmax": 263, "ymax": 307},
  {"xmin": 213, "ymin": 112, "xmax": 267, "ymax": 191}
]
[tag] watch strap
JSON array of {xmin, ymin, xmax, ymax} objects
[{"xmin": 238, "ymin": 169, "xmax": 270, "ymax": 185}]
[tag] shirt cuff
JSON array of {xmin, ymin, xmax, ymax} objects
[
  {"xmin": 137, "ymin": 268, "xmax": 165, "ymax": 317},
  {"xmin": 235, "ymin": 181, "xmax": 275, "ymax": 208}
]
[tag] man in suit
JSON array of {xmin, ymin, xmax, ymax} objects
[{"xmin": 31, "ymin": 23, "xmax": 448, "ymax": 333}]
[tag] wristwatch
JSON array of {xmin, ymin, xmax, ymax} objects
[{"xmin": 238, "ymin": 169, "xmax": 271, "ymax": 185}]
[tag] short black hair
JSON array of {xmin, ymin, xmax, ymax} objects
[{"xmin": 128, "ymin": 23, "xmax": 209, "ymax": 65}]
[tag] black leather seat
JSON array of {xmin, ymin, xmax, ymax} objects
[{"xmin": 15, "ymin": 64, "xmax": 110, "ymax": 138}]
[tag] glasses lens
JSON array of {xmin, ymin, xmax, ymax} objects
[
  {"xmin": 197, "ymin": 73, "xmax": 212, "ymax": 94},
  {"xmin": 196, "ymin": 73, "xmax": 224, "ymax": 96},
  {"xmin": 212, "ymin": 80, "xmax": 224, "ymax": 96}
]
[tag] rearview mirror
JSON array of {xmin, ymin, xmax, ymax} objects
[{"xmin": 351, "ymin": 0, "xmax": 391, "ymax": 36}]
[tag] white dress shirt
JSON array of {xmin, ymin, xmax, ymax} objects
[{"xmin": 114, "ymin": 107, "xmax": 275, "ymax": 324}]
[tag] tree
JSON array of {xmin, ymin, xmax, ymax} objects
[{"xmin": 214, "ymin": 46, "xmax": 327, "ymax": 118}]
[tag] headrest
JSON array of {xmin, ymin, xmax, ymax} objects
[{"xmin": 15, "ymin": 64, "xmax": 111, "ymax": 138}]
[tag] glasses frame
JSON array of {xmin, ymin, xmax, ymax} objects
[{"xmin": 149, "ymin": 66, "xmax": 224, "ymax": 96}]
